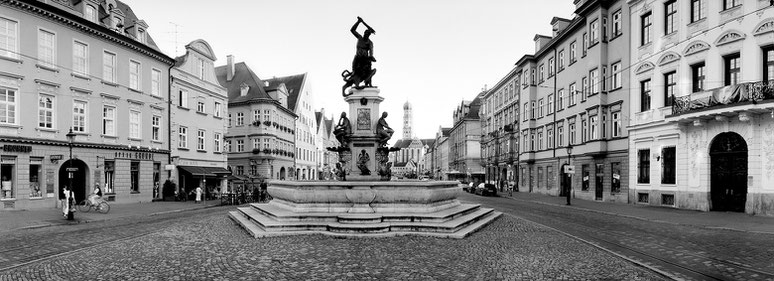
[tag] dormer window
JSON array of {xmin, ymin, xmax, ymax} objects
[
  {"xmin": 113, "ymin": 16, "xmax": 123, "ymax": 31},
  {"xmin": 137, "ymin": 28, "xmax": 146, "ymax": 43},
  {"xmin": 240, "ymin": 83, "xmax": 249, "ymax": 96},
  {"xmin": 84, "ymin": 5, "xmax": 97, "ymax": 23}
]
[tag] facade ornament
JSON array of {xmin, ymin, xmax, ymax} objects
[
  {"xmin": 635, "ymin": 61, "xmax": 655, "ymax": 74},
  {"xmin": 657, "ymin": 51, "xmax": 680, "ymax": 66},
  {"xmin": 683, "ymin": 40, "xmax": 710, "ymax": 56},
  {"xmin": 714, "ymin": 30, "xmax": 746, "ymax": 46},
  {"xmin": 753, "ymin": 18, "xmax": 774, "ymax": 36}
]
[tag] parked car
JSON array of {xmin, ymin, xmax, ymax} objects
[{"xmin": 475, "ymin": 183, "xmax": 497, "ymax": 196}]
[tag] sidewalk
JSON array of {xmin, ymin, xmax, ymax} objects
[
  {"xmin": 503, "ymin": 191, "xmax": 774, "ymax": 234},
  {"xmin": 0, "ymin": 199, "xmax": 223, "ymax": 233}
]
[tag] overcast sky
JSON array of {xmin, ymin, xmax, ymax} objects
[{"xmin": 130, "ymin": 0, "xmax": 576, "ymax": 140}]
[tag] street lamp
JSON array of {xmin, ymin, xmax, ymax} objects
[
  {"xmin": 565, "ymin": 144, "xmax": 573, "ymax": 206},
  {"xmin": 66, "ymin": 129, "xmax": 76, "ymax": 220}
]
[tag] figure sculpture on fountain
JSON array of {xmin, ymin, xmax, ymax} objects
[
  {"xmin": 342, "ymin": 17, "xmax": 377, "ymax": 97},
  {"xmin": 376, "ymin": 112, "xmax": 394, "ymax": 147},
  {"xmin": 333, "ymin": 112, "xmax": 352, "ymax": 147}
]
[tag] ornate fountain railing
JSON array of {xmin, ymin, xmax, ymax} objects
[{"xmin": 672, "ymin": 80, "xmax": 774, "ymax": 116}]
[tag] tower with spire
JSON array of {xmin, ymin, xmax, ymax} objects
[{"xmin": 403, "ymin": 101, "xmax": 413, "ymax": 139}]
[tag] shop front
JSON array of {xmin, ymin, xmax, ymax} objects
[{"xmin": 176, "ymin": 165, "xmax": 230, "ymax": 200}]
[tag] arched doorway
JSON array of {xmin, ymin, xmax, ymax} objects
[
  {"xmin": 560, "ymin": 164, "xmax": 571, "ymax": 197},
  {"xmin": 709, "ymin": 132, "xmax": 748, "ymax": 212},
  {"xmin": 58, "ymin": 159, "xmax": 89, "ymax": 203},
  {"xmin": 279, "ymin": 167, "xmax": 286, "ymax": 180}
]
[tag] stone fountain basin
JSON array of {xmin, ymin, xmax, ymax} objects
[{"xmin": 267, "ymin": 180, "xmax": 462, "ymax": 213}]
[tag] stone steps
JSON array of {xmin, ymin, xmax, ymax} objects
[{"xmin": 228, "ymin": 203, "xmax": 502, "ymax": 239}]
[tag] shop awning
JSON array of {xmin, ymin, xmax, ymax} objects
[
  {"xmin": 177, "ymin": 166, "xmax": 216, "ymax": 177},
  {"xmin": 201, "ymin": 166, "xmax": 231, "ymax": 175}
]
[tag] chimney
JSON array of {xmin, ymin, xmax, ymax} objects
[{"xmin": 227, "ymin": 55, "xmax": 234, "ymax": 81}]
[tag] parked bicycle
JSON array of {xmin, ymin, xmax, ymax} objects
[{"xmin": 77, "ymin": 199, "xmax": 110, "ymax": 214}]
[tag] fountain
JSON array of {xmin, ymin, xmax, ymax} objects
[{"xmin": 228, "ymin": 17, "xmax": 501, "ymax": 238}]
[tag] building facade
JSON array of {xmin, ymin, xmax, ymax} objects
[
  {"xmin": 517, "ymin": 0, "xmax": 631, "ymax": 203},
  {"xmin": 315, "ymin": 109, "xmax": 339, "ymax": 180},
  {"xmin": 481, "ymin": 67, "xmax": 522, "ymax": 191},
  {"xmin": 169, "ymin": 39, "xmax": 229, "ymax": 196},
  {"xmin": 265, "ymin": 74, "xmax": 317, "ymax": 180},
  {"xmin": 430, "ymin": 126, "xmax": 451, "ymax": 180},
  {"xmin": 628, "ymin": 0, "xmax": 774, "ymax": 215},
  {"xmin": 448, "ymin": 94, "xmax": 484, "ymax": 182},
  {"xmin": 0, "ymin": 0, "xmax": 174, "ymax": 210},
  {"xmin": 216, "ymin": 58, "xmax": 296, "ymax": 182}
]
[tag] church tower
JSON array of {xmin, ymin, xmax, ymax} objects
[{"xmin": 403, "ymin": 101, "xmax": 413, "ymax": 139}]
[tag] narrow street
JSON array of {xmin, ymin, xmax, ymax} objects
[{"xmin": 459, "ymin": 192, "xmax": 774, "ymax": 281}]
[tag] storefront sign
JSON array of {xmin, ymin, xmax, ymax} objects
[
  {"xmin": 114, "ymin": 151, "xmax": 154, "ymax": 161},
  {"xmin": 2, "ymin": 145, "xmax": 32, "ymax": 153},
  {"xmin": 50, "ymin": 155, "xmax": 63, "ymax": 161}
]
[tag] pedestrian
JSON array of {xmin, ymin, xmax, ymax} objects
[
  {"xmin": 195, "ymin": 185, "xmax": 203, "ymax": 203},
  {"xmin": 62, "ymin": 185, "xmax": 75, "ymax": 219}
]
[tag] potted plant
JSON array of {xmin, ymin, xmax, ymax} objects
[{"xmin": 263, "ymin": 121, "xmax": 271, "ymax": 126}]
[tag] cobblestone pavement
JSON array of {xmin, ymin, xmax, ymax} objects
[
  {"xmin": 0, "ymin": 207, "xmax": 666, "ymax": 280},
  {"xmin": 463, "ymin": 193, "xmax": 774, "ymax": 281}
]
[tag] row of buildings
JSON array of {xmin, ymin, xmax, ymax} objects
[
  {"xmin": 467, "ymin": 0, "xmax": 774, "ymax": 215},
  {"xmin": 0, "ymin": 0, "xmax": 340, "ymax": 211}
]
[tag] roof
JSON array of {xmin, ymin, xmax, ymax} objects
[
  {"xmin": 392, "ymin": 139, "xmax": 411, "ymax": 148},
  {"xmin": 324, "ymin": 118, "xmax": 334, "ymax": 136},
  {"xmin": 421, "ymin": 139, "xmax": 435, "ymax": 147},
  {"xmin": 465, "ymin": 94, "xmax": 483, "ymax": 120},
  {"xmin": 315, "ymin": 111, "xmax": 323, "ymax": 129},
  {"xmin": 441, "ymin": 127, "xmax": 451, "ymax": 136},
  {"xmin": 214, "ymin": 62, "xmax": 272, "ymax": 104},
  {"xmin": 265, "ymin": 74, "xmax": 306, "ymax": 112},
  {"xmin": 115, "ymin": 0, "xmax": 162, "ymax": 52}
]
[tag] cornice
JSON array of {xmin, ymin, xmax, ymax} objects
[{"xmin": 0, "ymin": 136, "xmax": 170, "ymax": 154}]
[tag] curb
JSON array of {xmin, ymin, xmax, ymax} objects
[{"xmin": 506, "ymin": 195, "xmax": 774, "ymax": 235}]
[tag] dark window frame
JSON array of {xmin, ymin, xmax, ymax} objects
[
  {"xmin": 692, "ymin": 62, "xmax": 706, "ymax": 92},
  {"xmin": 664, "ymin": 71, "xmax": 676, "ymax": 107},
  {"xmin": 664, "ymin": 0, "xmax": 677, "ymax": 35},
  {"xmin": 661, "ymin": 147, "xmax": 676, "ymax": 184},
  {"xmin": 690, "ymin": 0, "xmax": 704, "ymax": 23},
  {"xmin": 764, "ymin": 45, "xmax": 774, "ymax": 82},
  {"xmin": 641, "ymin": 12, "xmax": 652, "ymax": 46},
  {"xmin": 638, "ymin": 149, "xmax": 651, "ymax": 184},
  {"xmin": 724, "ymin": 53, "xmax": 741, "ymax": 86},
  {"xmin": 640, "ymin": 79, "xmax": 651, "ymax": 112}
]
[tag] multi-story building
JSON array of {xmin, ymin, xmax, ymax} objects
[
  {"xmin": 215, "ymin": 57, "xmax": 296, "ymax": 181},
  {"xmin": 0, "ymin": 0, "xmax": 174, "ymax": 210},
  {"xmin": 481, "ymin": 67, "xmax": 522, "ymax": 191},
  {"xmin": 265, "ymin": 74, "xmax": 317, "ymax": 180},
  {"xmin": 517, "ymin": 0, "xmax": 631, "ymax": 203},
  {"xmin": 447, "ymin": 93, "xmax": 484, "ymax": 182},
  {"xmin": 169, "ymin": 40, "xmax": 229, "ymax": 196},
  {"xmin": 315, "ymin": 109, "xmax": 339, "ymax": 180},
  {"xmin": 430, "ymin": 126, "xmax": 451, "ymax": 180},
  {"xmin": 628, "ymin": 0, "xmax": 774, "ymax": 215}
]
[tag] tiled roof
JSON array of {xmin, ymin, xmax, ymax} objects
[
  {"xmin": 115, "ymin": 0, "xmax": 162, "ymax": 52},
  {"xmin": 421, "ymin": 139, "xmax": 435, "ymax": 147},
  {"xmin": 324, "ymin": 118, "xmax": 334, "ymax": 137},
  {"xmin": 214, "ymin": 62, "xmax": 272, "ymax": 104},
  {"xmin": 441, "ymin": 127, "xmax": 451, "ymax": 136},
  {"xmin": 392, "ymin": 139, "xmax": 411, "ymax": 148},
  {"xmin": 315, "ymin": 111, "xmax": 323, "ymax": 130},
  {"xmin": 465, "ymin": 94, "xmax": 483, "ymax": 120},
  {"xmin": 265, "ymin": 74, "xmax": 306, "ymax": 112}
]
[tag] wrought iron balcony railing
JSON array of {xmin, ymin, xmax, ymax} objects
[{"xmin": 672, "ymin": 80, "xmax": 774, "ymax": 116}]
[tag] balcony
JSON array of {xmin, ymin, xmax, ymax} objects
[{"xmin": 671, "ymin": 80, "xmax": 774, "ymax": 117}]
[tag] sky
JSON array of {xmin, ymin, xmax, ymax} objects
[{"xmin": 129, "ymin": 0, "xmax": 576, "ymax": 140}]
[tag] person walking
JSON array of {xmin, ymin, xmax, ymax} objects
[
  {"xmin": 62, "ymin": 185, "xmax": 74, "ymax": 220},
  {"xmin": 195, "ymin": 185, "xmax": 203, "ymax": 203}
]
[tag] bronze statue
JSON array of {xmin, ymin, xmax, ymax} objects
[
  {"xmin": 376, "ymin": 147, "xmax": 396, "ymax": 181},
  {"xmin": 357, "ymin": 149, "xmax": 371, "ymax": 175},
  {"xmin": 376, "ymin": 112, "xmax": 394, "ymax": 147},
  {"xmin": 342, "ymin": 17, "xmax": 377, "ymax": 97},
  {"xmin": 335, "ymin": 162, "xmax": 346, "ymax": 181},
  {"xmin": 333, "ymin": 112, "xmax": 352, "ymax": 147}
]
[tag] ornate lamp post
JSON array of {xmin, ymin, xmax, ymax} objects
[
  {"xmin": 565, "ymin": 144, "xmax": 573, "ymax": 206},
  {"xmin": 66, "ymin": 129, "xmax": 76, "ymax": 220}
]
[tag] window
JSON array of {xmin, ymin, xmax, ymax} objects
[
  {"xmin": 611, "ymin": 162, "xmax": 621, "ymax": 193},
  {"xmin": 537, "ymin": 129, "xmax": 543, "ymax": 150},
  {"xmin": 531, "ymin": 69, "xmax": 536, "ymax": 85},
  {"xmin": 569, "ymin": 121, "xmax": 576, "ymax": 145},
  {"xmin": 569, "ymin": 83, "xmax": 577, "ymax": 105},
  {"xmin": 29, "ymin": 159, "xmax": 42, "ymax": 198},
  {"xmin": 582, "ymin": 164, "xmax": 590, "ymax": 191},
  {"xmin": 547, "ymin": 94, "xmax": 554, "ymax": 114},
  {"xmin": 178, "ymin": 126, "xmax": 188, "ymax": 148},
  {"xmin": 557, "ymin": 124, "xmax": 564, "ymax": 147},
  {"xmin": 102, "ymin": 105, "xmax": 115, "ymax": 136},
  {"xmin": 539, "ymin": 64, "xmax": 544, "ymax": 83},
  {"xmin": 531, "ymin": 102, "xmax": 536, "ymax": 119},
  {"xmin": 73, "ymin": 101, "xmax": 87, "ymax": 132},
  {"xmin": 691, "ymin": 0, "xmax": 705, "ymax": 23},
  {"xmin": 198, "ymin": 58, "xmax": 205, "ymax": 80},
  {"xmin": 38, "ymin": 29, "xmax": 56, "ymax": 67},
  {"xmin": 638, "ymin": 149, "xmax": 650, "ymax": 184},
  {"xmin": 538, "ymin": 167, "xmax": 544, "ymax": 189},
  {"xmin": 227, "ymin": 113, "xmax": 232, "ymax": 127},
  {"xmin": 152, "ymin": 115, "xmax": 161, "ymax": 141},
  {"xmin": 197, "ymin": 101, "xmax": 205, "ymax": 113},
  {"xmin": 73, "ymin": 41, "xmax": 88, "ymax": 75},
  {"xmin": 582, "ymin": 32, "xmax": 588, "ymax": 56},
  {"xmin": 582, "ymin": 77, "xmax": 589, "ymax": 99},
  {"xmin": 558, "ymin": 50, "xmax": 565, "ymax": 71},
  {"xmin": 178, "ymin": 89, "xmax": 189, "ymax": 107},
  {"xmin": 236, "ymin": 166, "xmax": 244, "ymax": 175},
  {"xmin": 214, "ymin": 133, "xmax": 222, "ymax": 153},
  {"xmin": 0, "ymin": 17, "xmax": 18, "ymax": 59},
  {"xmin": 253, "ymin": 138, "xmax": 260, "ymax": 149},
  {"xmin": 664, "ymin": 72, "xmax": 676, "ymax": 107},
  {"xmin": 236, "ymin": 112, "xmax": 244, "ymax": 126},
  {"xmin": 547, "ymin": 127, "xmax": 554, "ymax": 149},
  {"xmin": 590, "ymin": 19, "xmax": 599, "ymax": 45},
  {"xmin": 103, "ymin": 51, "xmax": 116, "ymax": 83},
  {"xmin": 601, "ymin": 113, "xmax": 607, "ymax": 139},
  {"xmin": 641, "ymin": 12, "xmax": 652, "ymax": 46},
  {"xmin": 590, "ymin": 115, "xmax": 598, "ymax": 140},
  {"xmin": 662, "ymin": 147, "xmax": 676, "ymax": 184},
  {"xmin": 612, "ymin": 10, "xmax": 622, "ymax": 37},
  {"xmin": 692, "ymin": 62, "xmax": 705, "ymax": 92},
  {"xmin": 547, "ymin": 166, "xmax": 554, "ymax": 190},
  {"xmin": 104, "ymin": 161, "xmax": 114, "ymax": 193},
  {"xmin": 538, "ymin": 99, "xmax": 544, "ymax": 118},
  {"xmin": 130, "ymin": 162, "xmax": 139, "ymax": 192},
  {"xmin": 137, "ymin": 29, "xmax": 146, "ymax": 44},
  {"xmin": 129, "ymin": 61, "xmax": 141, "ymax": 90},
  {"xmin": 612, "ymin": 112, "xmax": 621, "ymax": 137},
  {"xmin": 530, "ymin": 131, "xmax": 535, "ymax": 151},
  {"xmin": 253, "ymin": 110, "xmax": 260, "ymax": 122},
  {"xmin": 197, "ymin": 130, "xmax": 206, "ymax": 151},
  {"xmin": 548, "ymin": 58, "xmax": 555, "ymax": 77},
  {"xmin": 640, "ymin": 79, "xmax": 651, "ymax": 112},
  {"xmin": 237, "ymin": 139, "xmax": 244, "ymax": 152},
  {"xmin": 764, "ymin": 46, "xmax": 774, "ymax": 82},
  {"xmin": 724, "ymin": 53, "xmax": 740, "ymax": 86},
  {"xmin": 129, "ymin": 111, "xmax": 141, "ymax": 139},
  {"xmin": 664, "ymin": 0, "xmax": 677, "ymax": 35},
  {"xmin": 612, "ymin": 62, "xmax": 622, "ymax": 89},
  {"xmin": 581, "ymin": 117, "xmax": 588, "ymax": 142},
  {"xmin": 590, "ymin": 69, "xmax": 599, "ymax": 94},
  {"xmin": 214, "ymin": 102, "xmax": 222, "ymax": 117},
  {"xmin": 570, "ymin": 41, "xmax": 577, "ymax": 63},
  {"xmin": 85, "ymin": 5, "xmax": 97, "ymax": 22},
  {"xmin": 558, "ymin": 89, "xmax": 564, "ymax": 109},
  {"xmin": 523, "ymin": 102, "xmax": 528, "ymax": 121},
  {"xmin": 723, "ymin": 0, "xmax": 740, "ymax": 10},
  {"xmin": 38, "ymin": 95, "xmax": 54, "ymax": 129},
  {"xmin": 250, "ymin": 164, "xmax": 257, "ymax": 176},
  {"xmin": 151, "ymin": 69, "xmax": 161, "ymax": 96}
]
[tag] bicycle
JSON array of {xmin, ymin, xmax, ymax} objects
[{"xmin": 78, "ymin": 199, "xmax": 110, "ymax": 214}]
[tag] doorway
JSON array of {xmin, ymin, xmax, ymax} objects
[
  {"xmin": 58, "ymin": 159, "xmax": 89, "ymax": 203},
  {"xmin": 709, "ymin": 132, "xmax": 748, "ymax": 212},
  {"xmin": 560, "ymin": 164, "xmax": 570, "ymax": 197},
  {"xmin": 595, "ymin": 163, "xmax": 604, "ymax": 200}
]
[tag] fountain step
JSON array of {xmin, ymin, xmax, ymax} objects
[{"xmin": 249, "ymin": 202, "xmax": 481, "ymax": 224}]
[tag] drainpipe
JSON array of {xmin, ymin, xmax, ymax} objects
[
  {"xmin": 167, "ymin": 65, "xmax": 174, "ymax": 181},
  {"xmin": 552, "ymin": 47, "xmax": 558, "ymax": 192}
]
